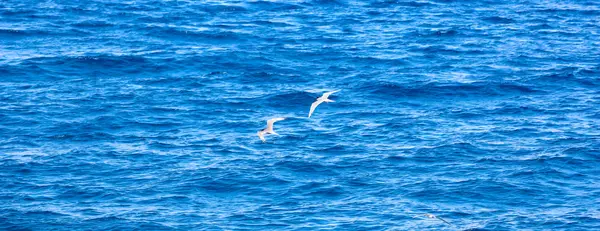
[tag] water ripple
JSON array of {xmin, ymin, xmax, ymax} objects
[{"xmin": 1, "ymin": 0, "xmax": 599, "ymax": 230}]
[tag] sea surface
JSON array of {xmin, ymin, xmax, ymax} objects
[{"xmin": 1, "ymin": 0, "xmax": 600, "ymax": 230}]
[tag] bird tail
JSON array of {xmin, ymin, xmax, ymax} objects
[{"xmin": 325, "ymin": 99, "xmax": 334, "ymax": 103}]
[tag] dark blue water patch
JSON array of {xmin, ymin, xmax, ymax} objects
[
  {"xmin": 528, "ymin": 71, "xmax": 599, "ymax": 88},
  {"xmin": 0, "ymin": 8, "xmax": 37, "ymax": 17},
  {"xmin": 311, "ymin": 144, "xmax": 354, "ymax": 154},
  {"xmin": 363, "ymin": 81, "xmax": 540, "ymax": 99},
  {"xmin": 351, "ymin": 56, "xmax": 409, "ymax": 67},
  {"xmin": 406, "ymin": 28, "xmax": 462, "ymax": 39},
  {"xmin": 0, "ymin": 28, "xmax": 60, "ymax": 39},
  {"xmin": 527, "ymin": 23, "xmax": 556, "ymax": 30},
  {"xmin": 0, "ymin": 28, "xmax": 29, "ymax": 37},
  {"xmin": 415, "ymin": 142, "xmax": 488, "ymax": 158},
  {"xmin": 71, "ymin": 20, "xmax": 115, "ymax": 28},
  {"xmin": 275, "ymin": 160, "xmax": 338, "ymax": 176},
  {"xmin": 261, "ymin": 91, "xmax": 314, "ymax": 108},
  {"xmin": 306, "ymin": 0, "xmax": 348, "ymax": 7},
  {"xmin": 395, "ymin": 1, "xmax": 436, "ymax": 7},
  {"xmin": 304, "ymin": 185, "xmax": 346, "ymax": 198},
  {"xmin": 246, "ymin": 1, "xmax": 304, "ymax": 11},
  {"xmin": 0, "ymin": 65, "xmax": 32, "ymax": 77},
  {"xmin": 481, "ymin": 16, "xmax": 516, "ymax": 24}
]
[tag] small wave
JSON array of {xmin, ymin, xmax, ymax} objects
[
  {"xmin": 534, "ymin": 8, "xmax": 600, "ymax": 16},
  {"xmin": 260, "ymin": 91, "xmax": 314, "ymax": 109},
  {"xmin": 0, "ymin": 28, "xmax": 27, "ymax": 36},
  {"xmin": 247, "ymin": 1, "xmax": 304, "ymax": 11},
  {"xmin": 385, "ymin": 155, "xmax": 412, "ymax": 163},
  {"xmin": 22, "ymin": 210, "xmax": 68, "ymax": 218},
  {"xmin": 147, "ymin": 26, "xmax": 249, "ymax": 43},
  {"xmin": 418, "ymin": 142, "xmax": 487, "ymax": 157},
  {"xmin": 313, "ymin": 144, "xmax": 349, "ymax": 153},
  {"xmin": 528, "ymin": 69, "xmax": 598, "ymax": 87},
  {"xmin": 308, "ymin": 0, "xmax": 348, "ymax": 6},
  {"xmin": 352, "ymin": 56, "xmax": 408, "ymax": 67},
  {"xmin": 362, "ymin": 81, "xmax": 539, "ymax": 98},
  {"xmin": 0, "ymin": 139, "xmax": 41, "ymax": 148},
  {"xmin": 576, "ymin": 66, "xmax": 600, "ymax": 77},
  {"xmin": 198, "ymin": 4, "xmax": 248, "ymax": 14},
  {"xmin": 305, "ymin": 186, "xmax": 346, "ymax": 197},
  {"xmin": 71, "ymin": 20, "xmax": 115, "ymax": 28},
  {"xmin": 369, "ymin": 0, "xmax": 435, "ymax": 8},
  {"xmin": 0, "ymin": 28, "xmax": 57, "ymax": 38},
  {"xmin": 85, "ymin": 215, "xmax": 127, "ymax": 222},
  {"xmin": 407, "ymin": 28, "xmax": 461, "ymax": 38},
  {"xmin": 23, "ymin": 55, "xmax": 149, "ymax": 70},
  {"xmin": 481, "ymin": 16, "xmax": 516, "ymax": 24},
  {"xmin": 198, "ymin": 179, "xmax": 245, "ymax": 193},
  {"xmin": 408, "ymin": 45, "xmax": 466, "ymax": 55},
  {"xmin": 275, "ymin": 160, "xmax": 335, "ymax": 174},
  {"xmin": 0, "ymin": 9, "xmax": 36, "ymax": 17},
  {"xmin": 251, "ymin": 20, "xmax": 295, "ymax": 28}
]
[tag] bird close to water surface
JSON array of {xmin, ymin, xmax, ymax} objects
[{"xmin": 257, "ymin": 117, "xmax": 285, "ymax": 142}]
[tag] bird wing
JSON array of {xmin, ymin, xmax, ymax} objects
[
  {"xmin": 322, "ymin": 89, "xmax": 340, "ymax": 98},
  {"xmin": 266, "ymin": 117, "xmax": 285, "ymax": 131},
  {"xmin": 257, "ymin": 130, "xmax": 266, "ymax": 142},
  {"xmin": 436, "ymin": 217, "xmax": 452, "ymax": 225},
  {"xmin": 308, "ymin": 100, "xmax": 324, "ymax": 118}
]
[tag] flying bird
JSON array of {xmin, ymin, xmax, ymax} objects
[
  {"xmin": 424, "ymin": 214, "xmax": 452, "ymax": 226},
  {"xmin": 308, "ymin": 90, "xmax": 340, "ymax": 118},
  {"xmin": 257, "ymin": 117, "xmax": 285, "ymax": 142}
]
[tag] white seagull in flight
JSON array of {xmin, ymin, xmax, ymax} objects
[
  {"xmin": 308, "ymin": 90, "xmax": 340, "ymax": 118},
  {"xmin": 257, "ymin": 117, "xmax": 285, "ymax": 142}
]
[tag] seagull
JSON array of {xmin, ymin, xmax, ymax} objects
[
  {"xmin": 257, "ymin": 117, "xmax": 285, "ymax": 142},
  {"xmin": 308, "ymin": 90, "xmax": 340, "ymax": 118},
  {"xmin": 424, "ymin": 214, "xmax": 452, "ymax": 226}
]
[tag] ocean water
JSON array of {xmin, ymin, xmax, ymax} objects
[{"xmin": 1, "ymin": 0, "xmax": 600, "ymax": 230}]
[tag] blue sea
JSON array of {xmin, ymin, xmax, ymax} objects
[{"xmin": 1, "ymin": 0, "xmax": 599, "ymax": 230}]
